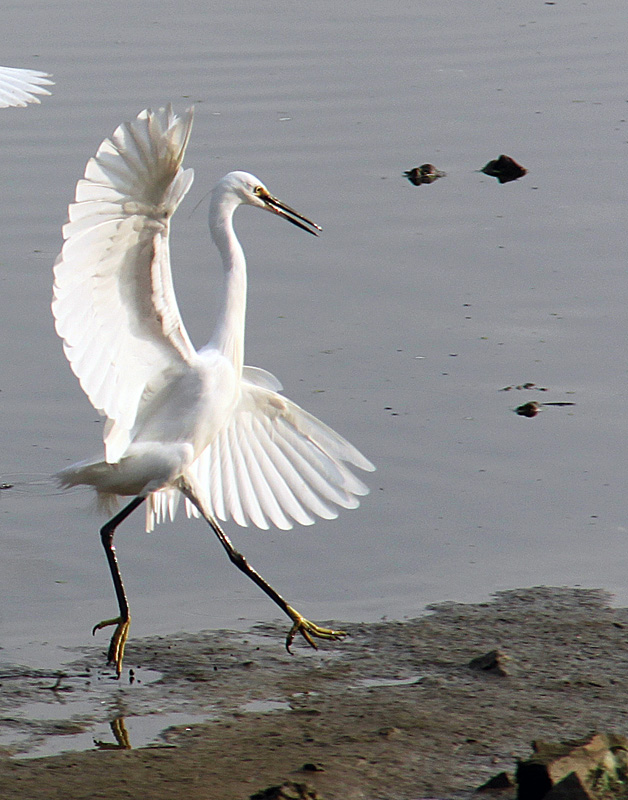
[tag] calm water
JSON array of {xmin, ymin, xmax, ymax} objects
[{"xmin": 2, "ymin": 0, "xmax": 628, "ymax": 672}]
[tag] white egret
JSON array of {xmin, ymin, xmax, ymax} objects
[
  {"xmin": 0, "ymin": 66, "xmax": 52, "ymax": 108},
  {"xmin": 52, "ymin": 106, "xmax": 374, "ymax": 676}
]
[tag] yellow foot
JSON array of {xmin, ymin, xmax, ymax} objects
[
  {"xmin": 285, "ymin": 604, "xmax": 347, "ymax": 652},
  {"xmin": 92, "ymin": 614, "xmax": 131, "ymax": 678}
]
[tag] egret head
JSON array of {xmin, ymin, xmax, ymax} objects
[{"xmin": 216, "ymin": 171, "xmax": 321, "ymax": 235}]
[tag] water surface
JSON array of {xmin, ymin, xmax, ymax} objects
[{"xmin": 2, "ymin": 0, "xmax": 628, "ymax": 672}]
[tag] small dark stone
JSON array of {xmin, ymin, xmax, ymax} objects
[
  {"xmin": 404, "ymin": 164, "xmax": 446, "ymax": 185},
  {"xmin": 514, "ymin": 401, "xmax": 541, "ymax": 418},
  {"xmin": 468, "ymin": 649, "xmax": 510, "ymax": 676},
  {"xmin": 480, "ymin": 154, "xmax": 527, "ymax": 183}
]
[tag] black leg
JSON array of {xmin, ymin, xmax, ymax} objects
[
  {"xmin": 93, "ymin": 496, "xmax": 145, "ymax": 676},
  {"xmin": 178, "ymin": 477, "xmax": 347, "ymax": 652},
  {"xmin": 205, "ymin": 513, "xmax": 347, "ymax": 652}
]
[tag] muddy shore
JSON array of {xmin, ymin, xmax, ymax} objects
[{"xmin": 1, "ymin": 586, "xmax": 627, "ymax": 799}]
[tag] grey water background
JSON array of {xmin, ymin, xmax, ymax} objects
[{"xmin": 1, "ymin": 0, "xmax": 628, "ymax": 672}]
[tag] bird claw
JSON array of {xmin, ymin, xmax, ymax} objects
[
  {"xmin": 92, "ymin": 615, "xmax": 131, "ymax": 678},
  {"xmin": 284, "ymin": 605, "xmax": 347, "ymax": 653}
]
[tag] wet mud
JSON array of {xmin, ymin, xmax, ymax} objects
[{"xmin": 1, "ymin": 586, "xmax": 627, "ymax": 799}]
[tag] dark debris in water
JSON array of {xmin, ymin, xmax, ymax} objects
[
  {"xmin": 514, "ymin": 400, "xmax": 575, "ymax": 418},
  {"xmin": 480, "ymin": 154, "xmax": 527, "ymax": 183},
  {"xmin": 404, "ymin": 164, "xmax": 446, "ymax": 186},
  {"xmin": 515, "ymin": 401, "xmax": 542, "ymax": 418},
  {"xmin": 500, "ymin": 382, "xmax": 548, "ymax": 392},
  {"xmin": 502, "ymin": 383, "xmax": 575, "ymax": 418}
]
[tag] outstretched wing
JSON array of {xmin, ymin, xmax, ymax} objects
[
  {"xmin": 52, "ymin": 106, "xmax": 197, "ymax": 462},
  {"xmin": 0, "ymin": 66, "xmax": 52, "ymax": 108},
  {"xmin": 148, "ymin": 370, "xmax": 375, "ymax": 532}
]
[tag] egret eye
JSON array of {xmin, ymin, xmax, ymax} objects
[{"xmin": 253, "ymin": 185, "xmax": 264, "ymax": 197}]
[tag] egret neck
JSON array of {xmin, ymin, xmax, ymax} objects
[{"xmin": 208, "ymin": 183, "xmax": 248, "ymax": 377}]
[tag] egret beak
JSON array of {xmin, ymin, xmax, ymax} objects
[{"xmin": 262, "ymin": 192, "xmax": 321, "ymax": 236}]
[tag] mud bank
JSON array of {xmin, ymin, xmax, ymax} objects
[{"xmin": 1, "ymin": 586, "xmax": 627, "ymax": 799}]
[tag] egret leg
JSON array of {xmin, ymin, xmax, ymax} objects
[
  {"xmin": 205, "ymin": 515, "xmax": 347, "ymax": 651},
  {"xmin": 94, "ymin": 716, "xmax": 131, "ymax": 750},
  {"xmin": 92, "ymin": 496, "xmax": 145, "ymax": 677}
]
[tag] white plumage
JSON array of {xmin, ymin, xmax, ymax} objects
[
  {"xmin": 53, "ymin": 106, "xmax": 373, "ymax": 531},
  {"xmin": 52, "ymin": 106, "xmax": 374, "ymax": 675},
  {"xmin": 0, "ymin": 66, "xmax": 52, "ymax": 108}
]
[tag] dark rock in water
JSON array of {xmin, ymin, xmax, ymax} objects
[
  {"xmin": 480, "ymin": 154, "xmax": 527, "ymax": 183},
  {"xmin": 514, "ymin": 401, "xmax": 541, "ymax": 417},
  {"xmin": 514, "ymin": 400, "xmax": 575, "ymax": 417},
  {"xmin": 404, "ymin": 163, "xmax": 446, "ymax": 185},
  {"xmin": 468, "ymin": 649, "xmax": 510, "ymax": 676}
]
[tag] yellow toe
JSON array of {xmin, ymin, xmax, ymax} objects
[
  {"xmin": 285, "ymin": 605, "xmax": 347, "ymax": 652},
  {"xmin": 92, "ymin": 615, "xmax": 131, "ymax": 677}
]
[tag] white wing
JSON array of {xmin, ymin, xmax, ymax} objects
[
  {"xmin": 52, "ymin": 106, "xmax": 197, "ymax": 462},
  {"xmin": 148, "ymin": 372, "xmax": 375, "ymax": 532},
  {"xmin": 0, "ymin": 66, "xmax": 52, "ymax": 108}
]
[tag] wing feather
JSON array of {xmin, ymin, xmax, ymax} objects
[
  {"xmin": 250, "ymin": 417, "xmax": 329, "ymax": 523},
  {"xmin": 272, "ymin": 418, "xmax": 362, "ymax": 509},
  {"xmin": 163, "ymin": 377, "xmax": 375, "ymax": 532},
  {"xmin": 238, "ymin": 416, "xmax": 292, "ymax": 530},
  {"xmin": 248, "ymin": 417, "xmax": 315, "ymax": 526},
  {"xmin": 210, "ymin": 432, "xmax": 227, "ymax": 521},
  {"xmin": 52, "ymin": 106, "xmax": 197, "ymax": 461},
  {"xmin": 220, "ymin": 428, "xmax": 247, "ymax": 525},
  {"xmin": 0, "ymin": 66, "xmax": 52, "ymax": 108},
  {"xmin": 231, "ymin": 423, "xmax": 269, "ymax": 529}
]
